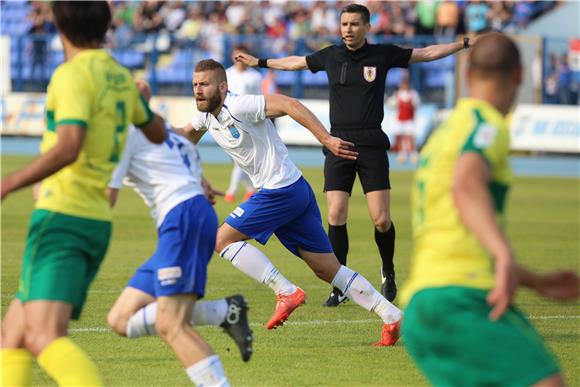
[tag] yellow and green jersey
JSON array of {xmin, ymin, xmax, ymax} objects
[
  {"xmin": 36, "ymin": 49, "xmax": 153, "ymax": 221},
  {"xmin": 401, "ymin": 98, "xmax": 512, "ymax": 305}
]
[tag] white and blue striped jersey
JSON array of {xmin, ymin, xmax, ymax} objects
[
  {"xmin": 109, "ymin": 125, "xmax": 205, "ymax": 228},
  {"xmin": 191, "ymin": 93, "xmax": 302, "ymax": 190}
]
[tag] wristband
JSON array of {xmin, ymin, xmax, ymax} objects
[
  {"xmin": 258, "ymin": 58, "xmax": 269, "ymax": 68},
  {"xmin": 463, "ymin": 37, "xmax": 470, "ymax": 49}
]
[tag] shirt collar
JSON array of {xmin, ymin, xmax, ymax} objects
[{"xmin": 341, "ymin": 39, "xmax": 369, "ymax": 54}]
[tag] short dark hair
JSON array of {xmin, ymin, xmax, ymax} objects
[
  {"xmin": 340, "ymin": 4, "xmax": 370, "ymax": 24},
  {"xmin": 469, "ymin": 33, "xmax": 521, "ymax": 79},
  {"xmin": 233, "ymin": 44, "xmax": 251, "ymax": 55},
  {"xmin": 51, "ymin": 1, "xmax": 111, "ymax": 48},
  {"xmin": 194, "ymin": 59, "xmax": 227, "ymax": 83}
]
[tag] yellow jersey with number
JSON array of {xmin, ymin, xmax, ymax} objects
[
  {"xmin": 36, "ymin": 49, "xmax": 153, "ymax": 221},
  {"xmin": 401, "ymin": 98, "xmax": 512, "ymax": 306}
]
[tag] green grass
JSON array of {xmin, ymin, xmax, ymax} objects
[{"xmin": 2, "ymin": 155, "xmax": 579, "ymax": 386}]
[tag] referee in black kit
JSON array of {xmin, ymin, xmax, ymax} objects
[{"xmin": 236, "ymin": 3, "xmax": 472, "ymax": 306}]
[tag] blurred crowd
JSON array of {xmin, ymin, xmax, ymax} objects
[
  {"xmin": 27, "ymin": 0, "xmax": 559, "ymax": 47},
  {"xmin": 22, "ymin": 0, "xmax": 575, "ymax": 104},
  {"xmin": 544, "ymin": 52, "xmax": 578, "ymax": 105}
]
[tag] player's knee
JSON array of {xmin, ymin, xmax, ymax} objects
[
  {"xmin": 155, "ymin": 313, "xmax": 186, "ymax": 343},
  {"xmin": 327, "ymin": 206, "xmax": 348, "ymax": 225},
  {"xmin": 23, "ymin": 329, "xmax": 58, "ymax": 356},
  {"xmin": 372, "ymin": 214, "xmax": 391, "ymax": 232},
  {"xmin": 215, "ymin": 237, "xmax": 230, "ymax": 255},
  {"xmin": 107, "ymin": 309, "xmax": 127, "ymax": 336},
  {"xmin": 215, "ymin": 234, "xmax": 240, "ymax": 255}
]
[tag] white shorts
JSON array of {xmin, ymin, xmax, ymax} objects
[{"xmin": 397, "ymin": 120, "xmax": 415, "ymax": 136}]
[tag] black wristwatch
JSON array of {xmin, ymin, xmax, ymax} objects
[{"xmin": 463, "ymin": 37, "xmax": 470, "ymax": 49}]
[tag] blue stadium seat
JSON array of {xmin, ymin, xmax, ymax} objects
[
  {"xmin": 303, "ymin": 71, "xmax": 328, "ymax": 86},
  {"xmin": 111, "ymin": 50, "xmax": 145, "ymax": 69},
  {"xmin": 387, "ymin": 68, "xmax": 405, "ymax": 87}
]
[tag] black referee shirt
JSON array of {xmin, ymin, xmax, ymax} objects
[{"xmin": 306, "ymin": 41, "xmax": 412, "ymax": 131}]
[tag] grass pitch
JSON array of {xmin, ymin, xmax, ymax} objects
[{"xmin": 2, "ymin": 155, "xmax": 579, "ymax": 386}]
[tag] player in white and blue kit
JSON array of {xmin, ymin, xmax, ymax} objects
[
  {"xmin": 105, "ymin": 81, "xmax": 253, "ymax": 386},
  {"xmin": 176, "ymin": 59, "xmax": 403, "ymax": 346}
]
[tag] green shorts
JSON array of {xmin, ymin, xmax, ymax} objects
[
  {"xmin": 16, "ymin": 209, "xmax": 111, "ymax": 320},
  {"xmin": 402, "ymin": 287, "xmax": 560, "ymax": 387}
]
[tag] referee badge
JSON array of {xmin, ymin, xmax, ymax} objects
[{"xmin": 363, "ymin": 66, "xmax": 376, "ymax": 82}]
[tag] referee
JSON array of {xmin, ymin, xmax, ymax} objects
[{"xmin": 236, "ymin": 3, "xmax": 471, "ymax": 306}]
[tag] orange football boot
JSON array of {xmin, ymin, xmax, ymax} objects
[{"xmin": 266, "ymin": 288, "xmax": 306, "ymax": 330}]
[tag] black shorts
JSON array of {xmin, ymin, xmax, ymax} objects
[{"xmin": 323, "ymin": 129, "xmax": 391, "ymax": 195}]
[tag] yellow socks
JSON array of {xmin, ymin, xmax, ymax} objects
[
  {"xmin": 37, "ymin": 337, "xmax": 103, "ymax": 387},
  {"xmin": 1, "ymin": 348, "xmax": 33, "ymax": 387}
]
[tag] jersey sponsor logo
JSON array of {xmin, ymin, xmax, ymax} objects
[
  {"xmin": 231, "ymin": 206, "xmax": 245, "ymax": 218},
  {"xmin": 228, "ymin": 125, "xmax": 241, "ymax": 139},
  {"xmin": 158, "ymin": 266, "xmax": 182, "ymax": 286},
  {"xmin": 363, "ymin": 66, "xmax": 377, "ymax": 82},
  {"xmin": 474, "ymin": 123, "xmax": 497, "ymax": 148}
]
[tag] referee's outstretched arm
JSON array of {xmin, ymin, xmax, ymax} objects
[
  {"xmin": 235, "ymin": 52, "xmax": 308, "ymax": 71},
  {"xmin": 409, "ymin": 39, "xmax": 467, "ymax": 64}
]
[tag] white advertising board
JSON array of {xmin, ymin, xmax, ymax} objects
[
  {"xmin": 510, "ymin": 104, "xmax": 580, "ymax": 154},
  {"xmin": 0, "ymin": 93, "xmax": 196, "ymax": 136}
]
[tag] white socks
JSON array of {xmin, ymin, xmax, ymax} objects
[
  {"xmin": 126, "ymin": 303, "xmax": 158, "ymax": 337},
  {"xmin": 331, "ymin": 265, "xmax": 402, "ymax": 324},
  {"xmin": 220, "ymin": 242, "xmax": 297, "ymax": 296},
  {"xmin": 126, "ymin": 299, "xmax": 229, "ymax": 338},
  {"xmin": 191, "ymin": 299, "xmax": 229, "ymax": 326},
  {"xmin": 186, "ymin": 355, "xmax": 229, "ymax": 387}
]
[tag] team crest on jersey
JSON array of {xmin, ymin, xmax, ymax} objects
[
  {"xmin": 363, "ymin": 66, "xmax": 376, "ymax": 82},
  {"xmin": 228, "ymin": 125, "xmax": 240, "ymax": 139}
]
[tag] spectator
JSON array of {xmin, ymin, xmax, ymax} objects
[
  {"xmin": 513, "ymin": 0, "xmax": 534, "ymax": 30},
  {"xmin": 368, "ymin": 2, "xmax": 390, "ymax": 35},
  {"xmin": 488, "ymin": 2, "xmax": 516, "ymax": 33},
  {"xmin": 175, "ymin": 5, "xmax": 204, "ymax": 42},
  {"xmin": 134, "ymin": 0, "xmax": 164, "ymax": 34},
  {"xmin": 465, "ymin": 0, "xmax": 489, "ymax": 33},
  {"xmin": 415, "ymin": 0, "xmax": 438, "ymax": 36},
  {"xmin": 390, "ymin": 3, "xmax": 409, "ymax": 36},
  {"xmin": 557, "ymin": 53, "xmax": 572, "ymax": 105},
  {"xmin": 161, "ymin": 1, "xmax": 186, "ymax": 33},
  {"xmin": 435, "ymin": 0, "xmax": 459, "ymax": 36},
  {"xmin": 111, "ymin": 1, "xmax": 136, "ymax": 49},
  {"xmin": 28, "ymin": 2, "xmax": 54, "ymax": 83}
]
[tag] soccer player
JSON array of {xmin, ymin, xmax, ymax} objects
[
  {"xmin": 388, "ymin": 73, "xmax": 420, "ymax": 164},
  {"xmin": 176, "ymin": 59, "xmax": 403, "ymax": 347},
  {"xmin": 0, "ymin": 2, "xmax": 166, "ymax": 386},
  {"xmin": 105, "ymin": 80, "xmax": 252, "ymax": 386},
  {"xmin": 401, "ymin": 33, "xmax": 580, "ymax": 386},
  {"xmin": 223, "ymin": 45, "xmax": 262, "ymax": 203},
  {"xmin": 235, "ymin": 3, "xmax": 470, "ymax": 306}
]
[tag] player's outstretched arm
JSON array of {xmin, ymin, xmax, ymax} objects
[
  {"xmin": 453, "ymin": 152, "xmax": 517, "ymax": 320},
  {"xmin": 409, "ymin": 40, "xmax": 465, "ymax": 64},
  {"xmin": 1, "ymin": 124, "xmax": 85, "ymax": 200},
  {"xmin": 518, "ymin": 267, "xmax": 580, "ymax": 301},
  {"xmin": 173, "ymin": 122, "xmax": 206, "ymax": 145},
  {"xmin": 235, "ymin": 52, "xmax": 308, "ymax": 71},
  {"xmin": 264, "ymin": 94, "xmax": 357, "ymax": 160}
]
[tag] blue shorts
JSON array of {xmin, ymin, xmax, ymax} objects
[
  {"xmin": 225, "ymin": 176, "xmax": 333, "ymax": 257},
  {"xmin": 128, "ymin": 195, "xmax": 218, "ymax": 298}
]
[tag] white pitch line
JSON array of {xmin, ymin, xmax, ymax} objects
[{"xmin": 69, "ymin": 315, "xmax": 580, "ymax": 333}]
